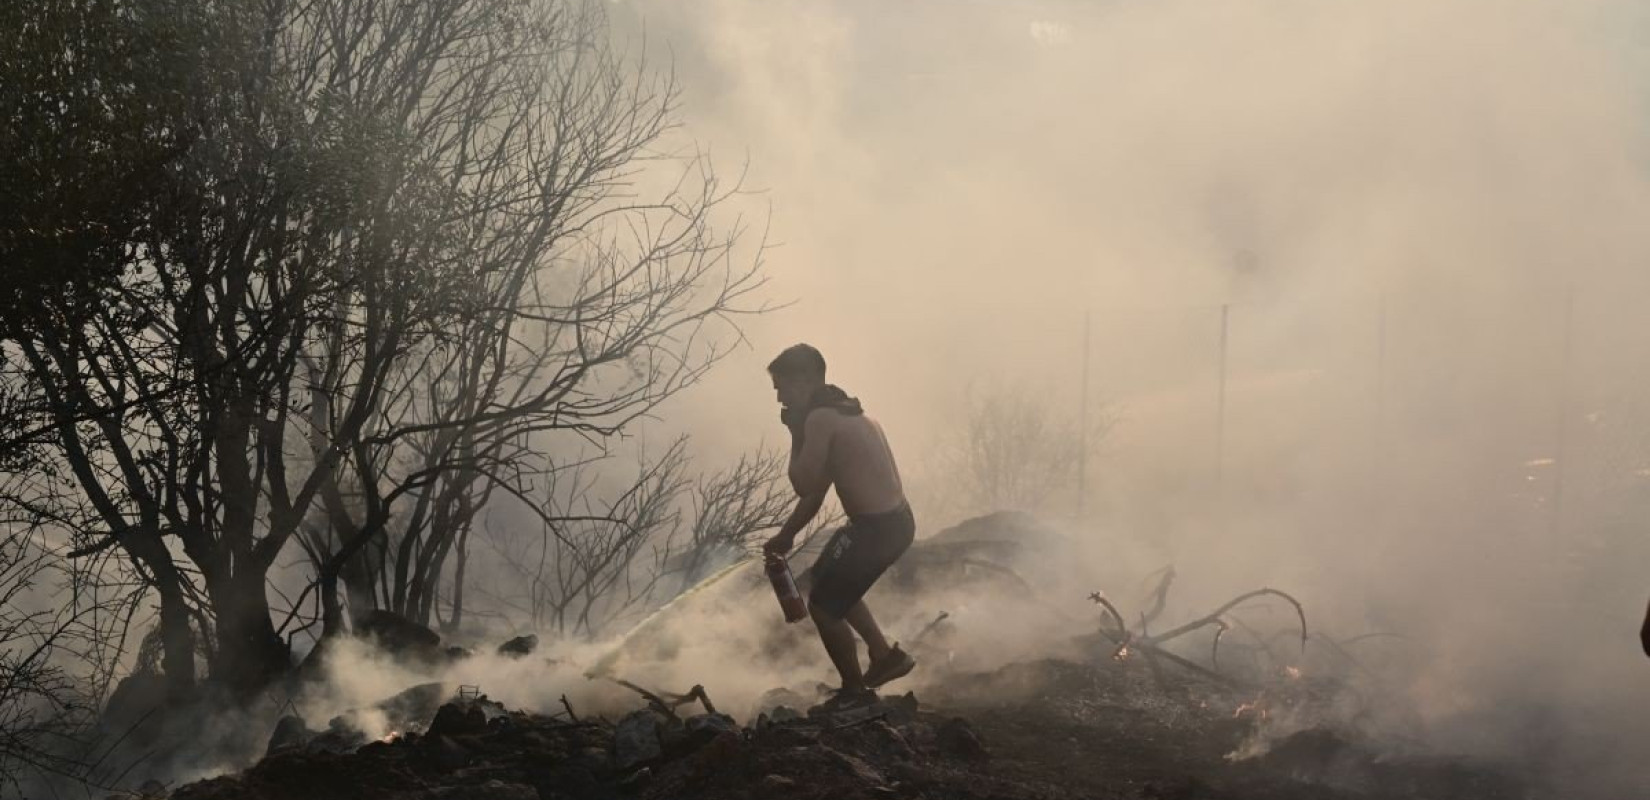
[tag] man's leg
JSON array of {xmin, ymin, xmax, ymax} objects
[
  {"xmin": 811, "ymin": 602, "xmax": 865, "ymax": 690},
  {"xmin": 844, "ymin": 600, "xmax": 892, "ymax": 664}
]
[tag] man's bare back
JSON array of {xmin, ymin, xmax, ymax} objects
[{"xmin": 804, "ymin": 409, "xmax": 905, "ymax": 517}]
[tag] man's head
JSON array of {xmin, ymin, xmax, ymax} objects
[{"xmin": 768, "ymin": 343, "xmax": 826, "ymax": 408}]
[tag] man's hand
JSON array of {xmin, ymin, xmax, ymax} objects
[
  {"xmin": 768, "ymin": 490, "xmax": 827, "ymax": 559},
  {"xmin": 763, "ymin": 531, "xmax": 797, "ymax": 558}
]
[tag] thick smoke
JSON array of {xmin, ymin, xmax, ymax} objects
[
  {"xmin": 84, "ymin": 1, "xmax": 1649, "ymax": 795},
  {"xmin": 587, "ymin": 0, "xmax": 1650, "ymax": 796}
]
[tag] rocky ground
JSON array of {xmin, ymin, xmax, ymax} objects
[
  {"xmin": 92, "ymin": 514, "xmax": 1539, "ymax": 800},
  {"xmin": 140, "ymin": 645, "xmax": 1530, "ymax": 800}
]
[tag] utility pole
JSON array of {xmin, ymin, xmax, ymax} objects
[
  {"xmin": 1077, "ymin": 310, "xmax": 1091, "ymax": 522},
  {"xmin": 1376, "ymin": 294, "xmax": 1387, "ymax": 435},
  {"xmin": 1550, "ymin": 284, "xmax": 1575, "ymax": 538},
  {"xmin": 1216, "ymin": 303, "xmax": 1230, "ymax": 481}
]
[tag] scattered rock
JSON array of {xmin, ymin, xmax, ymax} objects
[
  {"xmin": 693, "ymin": 731, "xmax": 743, "ymax": 772},
  {"xmin": 619, "ymin": 767, "xmax": 653, "ymax": 788},
  {"xmin": 423, "ymin": 733, "xmax": 473, "ymax": 771},
  {"xmin": 307, "ymin": 714, "xmax": 369, "ymax": 753},
  {"xmin": 860, "ymin": 719, "xmax": 915, "ymax": 760},
  {"xmin": 166, "ymin": 660, "xmax": 1536, "ymax": 800},
  {"xmin": 428, "ymin": 779, "xmax": 538, "ymax": 800},
  {"xmin": 684, "ymin": 713, "xmax": 739, "ymax": 740},
  {"xmin": 936, "ymin": 716, "xmax": 989, "ymax": 762},
  {"xmin": 265, "ymin": 715, "xmax": 313, "ymax": 756},
  {"xmin": 882, "ymin": 691, "xmax": 920, "ymax": 722},
  {"xmin": 496, "ymin": 634, "xmax": 538, "ymax": 658},
  {"xmin": 614, "ymin": 709, "xmax": 669, "ymax": 768},
  {"xmin": 376, "ymin": 682, "xmax": 448, "ymax": 728},
  {"xmin": 824, "ymin": 746, "xmax": 888, "ymax": 786},
  {"xmin": 754, "ymin": 686, "xmax": 812, "ymax": 716},
  {"xmin": 356, "ymin": 610, "xmax": 444, "ymax": 662},
  {"xmin": 429, "ymin": 702, "xmax": 488, "ymax": 738},
  {"xmin": 1142, "ymin": 777, "xmax": 1215, "ymax": 800},
  {"xmin": 573, "ymin": 745, "xmax": 612, "ymax": 771}
]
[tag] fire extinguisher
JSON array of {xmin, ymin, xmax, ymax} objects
[{"xmin": 766, "ymin": 554, "xmax": 808, "ymax": 623}]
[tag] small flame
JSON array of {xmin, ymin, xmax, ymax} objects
[
  {"xmin": 1284, "ymin": 666, "xmax": 1302, "ymax": 680},
  {"xmin": 1113, "ymin": 645, "xmax": 1131, "ymax": 662},
  {"xmin": 379, "ymin": 731, "xmax": 401, "ymax": 744},
  {"xmin": 1233, "ymin": 698, "xmax": 1269, "ymax": 720}
]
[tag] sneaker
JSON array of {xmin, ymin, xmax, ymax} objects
[
  {"xmin": 863, "ymin": 643, "xmax": 917, "ymax": 689},
  {"xmin": 808, "ymin": 686, "xmax": 878, "ymax": 717}
]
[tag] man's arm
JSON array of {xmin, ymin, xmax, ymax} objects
[
  {"xmin": 764, "ymin": 489, "xmax": 828, "ymax": 557},
  {"xmin": 788, "ymin": 409, "xmax": 834, "ymax": 497},
  {"xmin": 1641, "ymin": 595, "xmax": 1650, "ymax": 658}
]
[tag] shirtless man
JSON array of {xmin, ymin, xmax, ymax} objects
[{"xmin": 762, "ymin": 344, "xmax": 917, "ymax": 706}]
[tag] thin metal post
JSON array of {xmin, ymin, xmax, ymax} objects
[
  {"xmin": 1077, "ymin": 311, "xmax": 1091, "ymax": 521},
  {"xmin": 1216, "ymin": 303, "xmax": 1229, "ymax": 481},
  {"xmin": 1550, "ymin": 285, "xmax": 1575, "ymax": 538},
  {"xmin": 1376, "ymin": 294, "xmax": 1387, "ymax": 434}
]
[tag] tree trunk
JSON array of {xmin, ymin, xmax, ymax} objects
[
  {"xmin": 120, "ymin": 530, "xmax": 199, "ymax": 701},
  {"xmin": 319, "ymin": 563, "xmax": 348, "ymax": 642},
  {"xmin": 340, "ymin": 543, "xmax": 379, "ymax": 625},
  {"xmin": 447, "ymin": 525, "xmax": 469, "ymax": 634},
  {"xmin": 213, "ymin": 574, "xmax": 290, "ymax": 698},
  {"xmin": 156, "ymin": 582, "xmax": 197, "ymax": 703}
]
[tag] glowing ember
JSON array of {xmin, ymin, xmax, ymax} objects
[
  {"xmin": 1232, "ymin": 698, "xmax": 1269, "ymax": 720},
  {"xmin": 1284, "ymin": 666, "xmax": 1302, "ymax": 680},
  {"xmin": 1113, "ymin": 645, "xmax": 1131, "ymax": 662}
]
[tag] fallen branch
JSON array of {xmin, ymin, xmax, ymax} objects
[
  {"xmin": 680, "ymin": 684, "xmax": 718, "ymax": 715},
  {"xmin": 1095, "ymin": 624, "xmax": 1242, "ymax": 689},
  {"xmin": 606, "ymin": 678, "xmax": 676, "ymax": 717},
  {"xmin": 1211, "ymin": 619, "xmax": 1230, "ymax": 671},
  {"xmin": 1137, "ymin": 565, "xmax": 1176, "ymax": 631},
  {"xmin": 1086, "ymin": 592, "xmax": 1132, "ymax": 661},
  {"xmin": 1147, "ymin": 588, "xmax": 1308, "ymax": 656},
  {"xmin": 1228, "ymin": 615, "xmax": 1282, "ymax": 667},
  {"xmin": 1140, "ymin": 640, "xmax": 1240, "ymax": 688},
  {"xmin": 604, "ymin": 677, "xmax": 717, "ymax": 718},
  {"xmin": 910, "ymin": 611, "xmax": 951, "ymax": 645},
  {"xmin": 1137, "ymin": 613, "xmax": 1169, "ymax": 691}
]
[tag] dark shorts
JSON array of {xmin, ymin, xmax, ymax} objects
[{"xmin": 808, "ymin": 504, "xmax": 915, "ymax": 619}]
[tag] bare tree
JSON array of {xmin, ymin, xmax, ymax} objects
[
  {"xmin": 931, "ymin": 381, "xmax": 1113, "ymax": 519},
  {"xmin": 477, "ymin": 443, "xmax": 841, "ymax": 639},
  {"xmin": 277, "ymin": 0, "xmax": 765, "ymax": 641},
  {"xmin": 481, "ymin": 439, "xmax": 691, "ymax": 636},
  {"xmin": 4, "ymin": 0, "xmax": 764, "ymax": 700},
  {"xmin": 0, "ymin": 478, "xmax": 147, "ymax": 793},
  {"xmin": 667, "ymin": 448, "xmax": 795, "ymax": 587}
]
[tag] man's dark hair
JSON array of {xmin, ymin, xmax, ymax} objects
[{"xmin": 767, "ymin": 343, "xmax": 826, "ymax": 380}]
